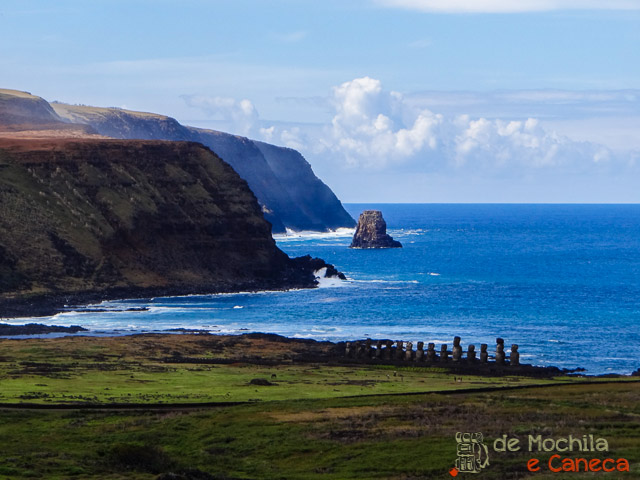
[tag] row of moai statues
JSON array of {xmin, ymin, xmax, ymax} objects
[{"xmin": 345, "ymin": 336, "xmax": 520, "ymax": 366}]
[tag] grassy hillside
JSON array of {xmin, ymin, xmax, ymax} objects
[
  {"xmin": 0, "ymin": 138, "xmax": 327, "ymax": 312},
  {"xmin": 51, "ymin": 102, "xmax": 355, "ymax": 233},
  {"xmin": 0, "ymin": 333, "xmax": 589, "ymax": 405},
  {"xmin": 0, "ymin": 89, "xmax": 63, "ymax": 126},
  {"xmin": 0, "ymin": 334, "xmax": 637, "ymax": 479}
]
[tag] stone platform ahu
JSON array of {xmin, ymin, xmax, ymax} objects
[
  {"xmin": 344, "ymin": 336, "xmax": 521, "ymax": 367},
  {"xmin": 350, "ymin": 210, "xmax": 402, "ymax": 249}
]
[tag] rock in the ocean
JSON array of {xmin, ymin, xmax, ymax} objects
[{"xmin": 350, "ymin": 211, "xmax": 402, "ymax": 249}]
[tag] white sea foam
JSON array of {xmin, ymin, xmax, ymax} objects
[
  {"xmin": 391, "ymin": 228, "xmax": 427, "ymax": 236},
  {"xmin": 315, "ymin": 296, "xmax": 342, "ymax": 303},
  {"xmin": 314, "ymin": 267, "xmax": 347, "ymax": 288},
  {"xmin": 146, "ymin": 306, "xmax": 202, "ymax": 314},
  {"xmin": 311, "ymin": 326, "xmax": 342, "ymax": 333},
  {"xmin": 233, "ymin": 305, "xmax": 244, "ymax": 309},
  {"xmin": 273, "ymin": 227, "xmax": 355, "ymax": 241},
  {"xmin": 352, "ymin": 278, "xmax": 419, "ymax": 284}
]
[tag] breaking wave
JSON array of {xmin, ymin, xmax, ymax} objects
[{"xmin": 273, "ymin": 227, "xmax": 355, "ymax": 241}]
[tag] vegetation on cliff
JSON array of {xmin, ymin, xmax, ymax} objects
[
  {"xmin": 0, "ymin": 89, "xmax": 61, "ymax": 126},
  {"xmin": 51, "ymin": 100, "xmax": 355, "ymax": 233},
  {"xmin": 0, "ymin": 138, "xmax": 339, "ymax": 314},
  {"xmin": 1, "ymin": 89, "xmax": 355, "ymax": 233}
]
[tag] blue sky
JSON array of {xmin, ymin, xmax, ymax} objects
[{"xmin": 1, "ymin": 0, "xmax": 639, "ymax": 202}]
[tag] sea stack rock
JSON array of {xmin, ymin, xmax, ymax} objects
[{"xmin": 350, "ymin": 210, "xmax": 402, "ymax": 249}]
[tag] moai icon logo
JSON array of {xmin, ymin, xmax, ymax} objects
[{"xmin": 454, "ymin": 432, "xmax": 490, "ymax": 474}]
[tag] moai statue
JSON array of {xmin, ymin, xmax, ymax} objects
[
  {"xmin": 385, "ymin": 340, "xmax": 393, "ymax": 359},
  {"xmin": 480, "ymin": 344, "xmax": 488, "ymax": 363},
  {"xmin": 354, "ymin": 340, "xmax": 362, "ymax": 359},
  {"xmin": 440, "ymin": 344, "xmax": 449, "ymax": 362},
  {"xmin": 510, "ymin": 344, "xmax": 520, "ymax": 366},
  {"xmin": 375, "ymin": 340, "xmax": 384, "ymax": 358},
  {"xmin": 495, "ymin": 338, "xmax": 505, "ymax": 365},
  {"xmin": 452, "ymin": 336, "xmax": 462, "ymax": 362},
  {"xmin": 416, "ymin": 341, "xmax": 425, "ymax": 361},
  {"xmin": 345, "ymin": 342, "xmax": 352, "ymax": 358},
  {"xmin": 426, "ymin": 342, "xmax": 436, "ymax": 362},
  {"xmin": 467, "ymin": 344, "xmax": 476, "ymax": 362},
  {"xmin": 405, "ymin": 342, "xmax": 413, "ymax": 361},
  {"xmin": 364, "ymin": 338, "xmax": 372, "ymax": 359},
  {"xmin": 396, "ymin": 340, "xmax": 404, "ymax": 360}
]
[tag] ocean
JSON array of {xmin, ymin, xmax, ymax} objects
[{"xmin": 7, "ymin": 204, "xmax": 640, "ymax": 375}]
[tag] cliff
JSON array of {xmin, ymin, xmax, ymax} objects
[
  {"xmin": 0, "ymin": 89, "xmax": 62, "ymax": 126},
  {"xmin": 51, "ymin": 101, "xmax": 355, "ymax": 233},
  {"xmin": 254, "ymin": 141, "xmax": 356, "ymax": 231},
  {"xmin": 0, "ymin": 138, "xmax": 340, "ymax": 316},
  {"xmin": 187, "ymin": 128, "xmax": 290, "ymax": 232},
  {"xmin": 350, "ymin": 210, "xmax": 402, "ymax": 249}
]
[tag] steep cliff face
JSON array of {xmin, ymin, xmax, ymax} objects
[
  {"xmin": 50, "ymin": 102, "xmax": 355, "ymax": 233},
  {"xmin": 188, "ymin": 128, "xmax": 289, "ymax": 233},
  {"xmin": 0, "ymin": 138, "xmax": 337, "ymax": 311},
  {"xmin": 255, "ymin": 141, "xmax": 356, "ymax": 231},
  {"xmin": 0, "ymin": 89, "xmax": 63, "ymax": 127},
  {"xmin": 52, "ymin": 103, "xmax": 193, "ymax": 141}
]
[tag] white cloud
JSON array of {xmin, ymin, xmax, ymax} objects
[
  {"xmin": 182, "ymin": 78, "xmax": 634, "ymax": 180},
  {"xmin": 279, "ymin": 127, "xmax": 307, "ymax": 151},
  {"xmin": 259, "ymin": 126, "xmax": 276, "ymax": 142},
  {"xmin": 317, "ymin": 77, "xmax": 615, "ymax": 172},
  {"xmin": 181, "ymin": 94, "xmax": 259, "ymax": 136},
  {"xmin": 453, "ymin": 116, "xmax": 568, "ymax": 168},
  {"xmin": 327, "ymin": 77, "xmax": 442, "ymax": 167},
  {"xmin": 271, "ymin": 30, "xmax": 308, "ymax": 43},
  {"xmin": 375, "ymin": 0, "xmax": 640, "ymax": 13},
  {"xmin": 404, "ymin": 89, "xmax": 640, "ymax": 151}
]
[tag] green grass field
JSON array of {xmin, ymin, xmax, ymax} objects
[
  {"xmin": 0, "ymin": 334, "xmax": 638, "ymax": 479},
  {"xmin": 0, "ymin": 334, "xmax": 596, "ymax": 405}
]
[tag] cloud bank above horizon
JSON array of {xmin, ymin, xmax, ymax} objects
[
  {"xmin": 184, "ymin": 77, "xmax": 636, "ymax": 180},
  {"xmin": 375, "ymin": 0, "xmax": 640, "ymax": 13}
]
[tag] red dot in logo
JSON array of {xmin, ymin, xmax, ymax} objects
[{"xmin": 449, "ymin": 467, "xmax": 459, "ymax": 477}]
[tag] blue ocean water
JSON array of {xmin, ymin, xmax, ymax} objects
[{"xmin": 10, "ymin": 204, "xmax": 640, "ymax": 375}]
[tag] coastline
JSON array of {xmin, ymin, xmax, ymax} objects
[
  {"xmin": 0, "ymin": 279, "xmax": 322, "ymax": 320},
  {"xmin": 0, "ymin": 327, "xmax": 629, "ymax": 378}
]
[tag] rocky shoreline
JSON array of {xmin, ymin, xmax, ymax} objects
[
  {"xmin": 0, "ymin": 136, "xmax": 346, "ymax": 321},
  {"xmin": 0, "ymin": 254, "xmax": 343, "ymax": 319},
  {"xmin": 0, "ymin": 323, "xmax": 87, "ymax": 335},
  {"xmin": 0, "ymin": 327, "xmax": 611, "ymax": 377}
]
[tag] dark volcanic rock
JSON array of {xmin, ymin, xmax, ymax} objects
[
  {"xmin": 1, "ymin": 90, "xmax": 355, "ymax": 233},
  {"xmin": 47, "ymin": 100, "xmax": 355, "ymax": 233},
  {"xmin": 248, "ymin": 378, "xmax": 276, "ymax": 386},
  {"xmin": 291, "ymin": 255, "xmax": 347, "ymax": 280},
  {"xmin": 350, "ymin": 210, "xmax": 402, "ymax": 249},
  {"xmin": 0, "ymin": 323, "xmax": 87, "ymax": 336},
  {"xmin": 254, "ymin": 140, "xmax": 356, "ymax": 231},
  {"xmin": 0, "ymin": 138, "xmax": 344, "ymax": 316}
]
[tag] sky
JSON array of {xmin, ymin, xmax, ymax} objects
[{"xmin": 1, "ymin": 0, "xmax": 639, "ymax": 202}]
